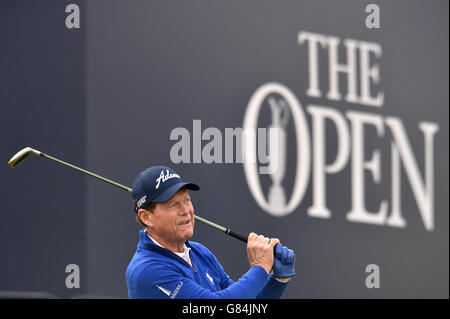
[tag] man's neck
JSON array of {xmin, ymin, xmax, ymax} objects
[{"xmin": 145, "ymin": 229, "xmax": 185, "ymax": 253}]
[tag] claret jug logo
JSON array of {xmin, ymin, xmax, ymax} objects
[
  {"xmin": 243, "ymin": 83, "xmax": 311, "ymax": 217},
  {"xmin": 243, "ymin": 31, "xmax": 439, "ymax": 231}
]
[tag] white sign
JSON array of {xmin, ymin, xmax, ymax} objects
[{"xmin": 243, "ymin": 31, "xmax": 439, "ymax": 231}]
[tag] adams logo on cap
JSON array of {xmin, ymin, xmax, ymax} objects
[
  {"xmin": 136, "ymin": 195, "xmax": 147, "ymax": 208},
  {"xmin": 132, "ymin": 166, "xmax": 200, "ymax": 213},
  {"xmin": 156, "ymin": 169, "xmax": 180, "ymax": 189}
]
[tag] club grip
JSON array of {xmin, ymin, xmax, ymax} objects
[{"xmin": 225, "ymin": 229, "xmax": 248, "ymax": 243}]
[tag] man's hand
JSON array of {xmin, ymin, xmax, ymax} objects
[
  {"xmin": 246, "ymin": 232, "xmax": 280, "ymax": 275},
  {"xmin": 272, "ymin": 244, "xmax": 295, "ymax": 280}
]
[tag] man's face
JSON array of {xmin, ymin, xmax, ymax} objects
[{"xmin": 149, "ymin": 188, "xmax": 195, "ymax": 245}]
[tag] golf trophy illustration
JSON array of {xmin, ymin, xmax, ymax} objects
[{"xmin": 267, "ymin": 96, "xmax": 290, "ymax": 212}]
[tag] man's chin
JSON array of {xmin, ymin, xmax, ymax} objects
[
  {"xmin": 186, "ymin": 229, "xmax": 194, "ymax": 239},
  {"xmin": 179, "ymin": 227, "xmax": 194, "ymax": 241}
]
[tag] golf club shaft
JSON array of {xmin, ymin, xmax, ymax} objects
[
  {"xmin": 12, "ymin": 148, "xmax": 248, "ymax": 243},
  {"xmin": 194, "ymin": 215, "xmax": 248, "ymax": 243},
  {"xmin": 42, "ymin": 153, "xmax": 132, "ymax": 192}
]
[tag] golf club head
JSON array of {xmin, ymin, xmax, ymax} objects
[{"xmin": 8, "ymin": 147, "xmax": 41, "ymax": 168}]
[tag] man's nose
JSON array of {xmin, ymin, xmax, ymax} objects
[{"xmin": 180, "ymin": 201, "xmax": 191, "ymax": 214}]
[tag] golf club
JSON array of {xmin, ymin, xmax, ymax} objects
[{"xmin": 8, "ymin": 147, "xmax": 248, "ymax": 243}]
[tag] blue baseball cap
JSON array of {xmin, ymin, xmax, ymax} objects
[{"xmin": 132, "ymin": 166, "xmax": 200, "ymax": 213}]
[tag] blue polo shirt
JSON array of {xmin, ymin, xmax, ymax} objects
[{"xmin": 126, "ymin": 229, "xmax": 289, "ymax": 299}]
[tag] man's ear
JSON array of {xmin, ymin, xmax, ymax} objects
[{"xmin": 138, "ymin": 209, "xmax": 153, "ymax": 227}]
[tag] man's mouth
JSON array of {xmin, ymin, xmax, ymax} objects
[{"xmin": 180, "ymin": 219, "xmax": 191, "ymax": 226}]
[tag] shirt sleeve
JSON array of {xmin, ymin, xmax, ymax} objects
[
  {"xmin": 131, "ymin": 262, "xmax": 269, "ymax": 299},
  {"xmin": 255, "ymin": 275, "xmax": 290, "ymax": 299},
  {"xmin": 206, "ymin": 248, "xmax": 290, "ymax": 299}
]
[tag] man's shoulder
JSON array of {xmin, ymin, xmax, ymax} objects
[
  {"xmin": 187, "ymin": 241, "xmax": 219, "ymax": 261},
  {"xmin": 186, "ymin": 240, "xmax": 210, "ymax": 253},
  {"xmin": 127, "ymin": 251, "xmax": 180, "ymax": 282}
]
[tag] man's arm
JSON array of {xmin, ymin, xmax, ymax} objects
[
  {"xmin": 256, "ymin": 275, "xmax": 291, "ymax": 299},
  {"xmin": 131, "ymin": 262, "xmax": 270, "ymax": 299},
  {"xmin": 256, "ymin": 244, "xmax": 296, "ymax": 299},
  {"xmin": 215, "ymin": 264, "xmax": 291, "ymax": 299},
  {"xmin": 213, "ymin": 235, "xmax": 294, "ymax": 299}
]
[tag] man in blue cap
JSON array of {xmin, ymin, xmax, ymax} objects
[{"xmin": 126, "ymin": 166, "xmax": 295, "ymax": 299}]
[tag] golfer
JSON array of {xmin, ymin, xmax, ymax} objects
[{"xmin": 126, "ymin": 166, "xmax": 295, "ymax": 299}]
